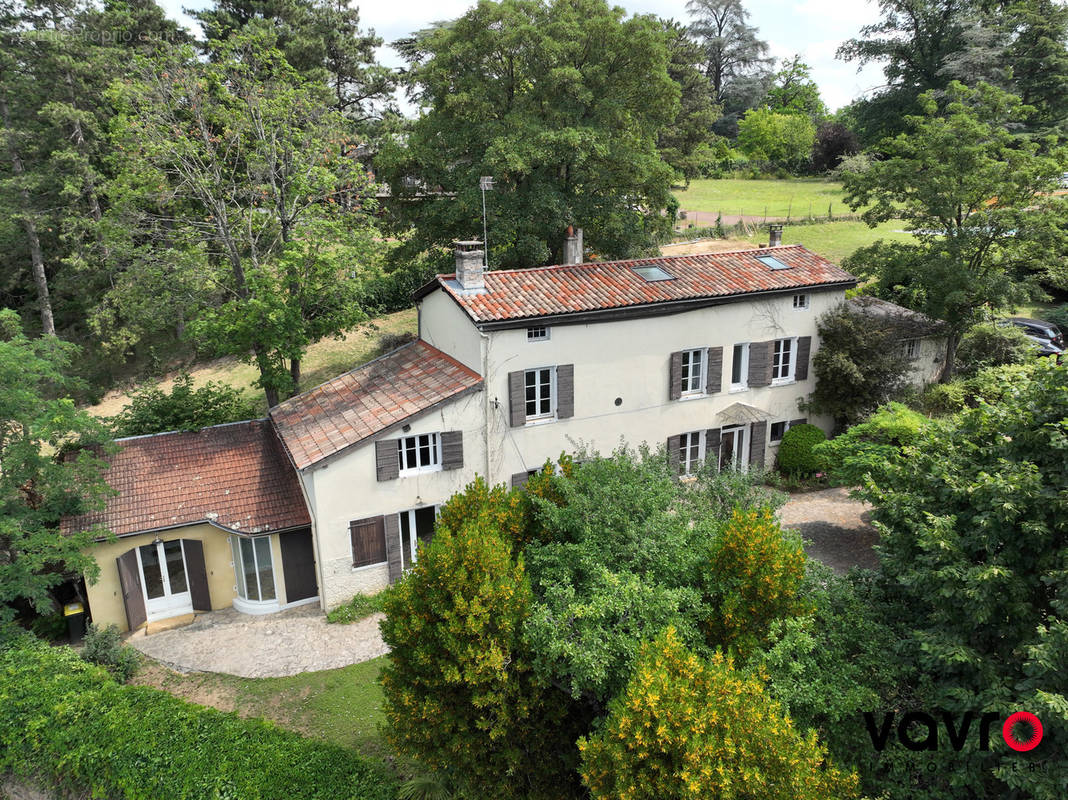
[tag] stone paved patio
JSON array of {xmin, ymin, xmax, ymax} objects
[
  {"xmin": 779, "ymin": 486, "xmax": 879, "ymax": 573},
  {"xmin": 127, "ymin": 603, "xmax": 387, "ymax": 678}
]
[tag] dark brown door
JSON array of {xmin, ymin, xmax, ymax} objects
[
  {"xmin": 182, "ymin": 539, "xmax": 212, "ymax": 612},
  {"xmin": 116, "ymin": 548, "xmax": 146, "ymax": 631},
  {"xmin": 280, "ymin": 529, "xmax": 318, "ymax": 603}
]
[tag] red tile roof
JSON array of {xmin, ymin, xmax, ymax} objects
[
  {"xmin": 270, "ymin": 340, "xmax": 483, "ymax": 470},
  {"xmin": 421, "ymin": 245, "xmax": 856, "ymax": 324},
  {"xmin": 62, "ymin": 420, "xmax": 310, "ymax": 538}
]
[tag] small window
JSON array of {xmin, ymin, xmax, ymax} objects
[
  {"xmin": 397, "ymin": 433, "xmax": 442, "ymax": 474},
  {"xmin": 731, "ymin": 343, "xmax": 749, "ymax": 389},
  {"xmin": 757, "ymin": 254, "xmax": 790, "ymax": 270},
  {"xmin": 772, "ymin": 338, "xmax": 796, "ymax": 383},
  {"xmin": 901, "ymin": 338, "xmax": 919, "ymax": 359},
  {"xmin": 633, "ymin": 265, "xmax": 674, "ymax": 282},
  {"xmin": 678, "ymin": 430, "xmax": 705, "ymax": 475},
  {"xmin": 525, "ymin": 367, "xmax": 556, "ymax": 421},
  {"xmin": 792, "ymin": 294, "xmax": 809, "ymax": 310},
  {"xmin": 680, "ymin": 348, "xmax": 706, "ymax": 396},
  {"xmin": 527, "ymin": 326, "xmax": 550, "ymax": 342},
  {"xmin": 770, "ymin": 421, "xmax": 788, "ymax": 443}
]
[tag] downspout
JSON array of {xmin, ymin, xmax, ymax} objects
[{"xmin": 480, "ymin": 327, "xmax": 492, "ymax": 483}]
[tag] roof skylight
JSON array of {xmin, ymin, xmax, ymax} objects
[
  {"xmin": 756, "ymin": 254, "xmax": 791, "ymax": 270},
  {"xmin": 633, "ymin": 265, "xmax": 674, "ymax": 282}
]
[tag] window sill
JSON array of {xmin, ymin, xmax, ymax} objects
[
  {"xmin": 351, "ymin": 561, "xmax": 387, "ymax": 573},
  {"xmin": 398, "ymin": 465, "xmax": 443, "ymax": 478},
  {"xmin": 524, "ymin": 416, "xmax": 558, "ymax": 427},
  {"xmin": 771, "ymin": 378, "xmax": 796, "ymax": 387},
  {"xmin": 678, "ymin": 392, "xmax": 706, "ymax": 401},
  {"xmin": 728, "ymin": 385, "xmax": 748, "ymax": 393}
]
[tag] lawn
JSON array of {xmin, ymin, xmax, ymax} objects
[
  {"xmin": 738, "ymin": 219, "xmax": 918, "ymax": 265},
  {"xmin": 135, "ymin": 656, "xmax": 394, "ymax": 760},
  {"xmin": 88, "ymin": 308, "xmax": 418, "ymax": 419},
  {"xmin": 674, "ymin": 178, "xmax": 854, "ymax": 218}
]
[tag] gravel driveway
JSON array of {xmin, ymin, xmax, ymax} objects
[{"xmin": 778, "ymin": 487, "xmax": 880, "ymax": 573}]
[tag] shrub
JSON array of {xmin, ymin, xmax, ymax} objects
[
  {"xmin": 956, "ymin": 322, "xmax": 1035, "ymax": 375},
  {"xmin": 776, "ymin": 423, "xmax": 827, "ymax": 475},
  {"xmin": 0, "ymin": 635, "xmax": 394, "ymax": 799},
  {"xmin": 1043, "ymin": 302, "xmax": 1068, "ymax": 331},
  {"xmin": 704, "ymin": 508, "xmax": 808, "ymax": 654},
  {"xmin": 815, "ymin": 402, "xmax": 931, "ymax": 488},
  {"xmin": 109, "ymin": 373, "xmax": 259, "ymax": 437},
  {"xmin": 578, "ymin": 627, "xmax": 859, "ymax": 800},
  {"xmin": 917, "ymin": 362, "xmax": 1032, "ymax": 415},
  {"xmin": 326, "ymin": 591, "xmax": 386, "ymax": 624},
  {"xmin": 81, "ymin": 623, "xmax": 140, "ymax": 683}
]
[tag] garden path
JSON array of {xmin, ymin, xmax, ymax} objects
[{"xmin": 779, "ymin": 486, "xmax": 879, "ymax": 573}]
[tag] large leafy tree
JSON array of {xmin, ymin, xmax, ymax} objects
[
  {"xmin": 841, "ymin": 82, "xmax": 1068, "ymax": 379},
  {"xmin": 837, "ymin": 360, "xmax": 1067, "ymax": 798},
  {"xmin": 192, "ymin": 0, "xmax": 396, "ymax": 129},
  {"xmin": 379, "ymin": 0, "xmax": 679, "ymax": 269},
  {"xmin": 735, "ymin": 107, "xmax": 816, "ymax": 170},
  {"xmin": 0, "ymin": 309, "xmax": 112, "ymax": 621},
  {"xmin": 104, "ymin": 32, "xmax": 378, "ymax": 405},
  {"xmin": 764, "ymin": 56, "xmax": 827, "ymax": 122}
]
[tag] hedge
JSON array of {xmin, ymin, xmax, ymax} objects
[{"xmin": 0, "ymin": 636, "xmax": 395, "ymax": 800}]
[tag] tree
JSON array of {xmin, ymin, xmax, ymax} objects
[
  {"xmin": 578, "ymin": 627, "xmax": 859, "ymax": 800},
  {"xmin": 658, "ymin": 19, "xmax": 725, "ymax": 185},
  {"xmin": 1002, "ymin": 0, "xmax": 1068, "ymax": 138},
  {"xmin": 379, "ymin": 0, "xmax": 679, "ymax": 269},
  {"xmin": 379, "ymin": 515, "xmax": 578, "ymax": 799},
  {"xmin": 735, "ymin": 107, "xmax": 816, "ymax": 169},
  {"xmin": 765, "ymin": 56, "xmax": 827, "ymax": 121},
  {"xmin": 804, "ymin": 302, "xmax": 914, "ymax": 429},
  {"xmin": 192, "ymin": 0, "xmax": 396, "ymax": 128},
  {"xmin": 108, "ymin": 374, "xmax": 260, "ymax": 437},
  {"xmin": 810, "ymin": 121, "xmax": 859, "ymax": 173},
  {"xmin": 841, "ymin": 82, "xmax": 1068, "ymax": 379},
  {"xmin": 105, "ymin": 32, "xmax": 378, "ymax": 405},
  {"xmin": 686, "ymin": 0, "xmax": 770, "ymax": 106},
  {"xmin": 836, "ymin": 359, "xmax": 1068, "ymax": 797},
  {"xmin": 0, "ymin": 309, "xmax": 112, "ymax": 621}
]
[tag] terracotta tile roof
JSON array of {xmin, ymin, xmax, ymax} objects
[
  {"xmin": 62, "ymin": 419, "xmax": 310, "ymax": 538},
  {"xmin": 270, "ymin": 340, "xmax": 483, "ymax": 470},
  {"xmin": 423, "ymin": 245, "xmax": 856, "ymax": 324}
]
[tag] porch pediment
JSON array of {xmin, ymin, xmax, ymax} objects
[{"xmin": 716, "ymin": 402, "xmax": 772, "ymax": 426}]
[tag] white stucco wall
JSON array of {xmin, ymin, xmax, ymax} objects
[
  {"xmin": 478, "ymin": 288, "xmax": 842, "ymax": 483},
  {"xmin": 418, "ymin": 289, "xmax": 483, "ymax": 373},
  {"xmin": 904, "ymin": 335, "xmax": 947, "ymax": 386},
  {"xmin": 300, "ymin": 389, "xmax": 487, "ymax": 609}
]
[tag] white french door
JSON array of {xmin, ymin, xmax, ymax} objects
[
  {"xmin": 719, "ymin": 424, "xmax": 748, "ymax": 472},
  {"xmin": 399, "ymin": 506, "xmax": 438, "ymax": 569},
  {"xmin": 136, "ymin": 539, "xmax": 192, "ymax": 621}
]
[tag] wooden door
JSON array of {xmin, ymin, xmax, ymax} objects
[
  {"xmin": 280, "ymin": 529, "xmax": 318, "ymax": 603},
  {"xmin": 116, "ymin": 548, "xmax": 146, "ymax": 631}
]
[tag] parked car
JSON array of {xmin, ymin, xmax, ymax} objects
[{"xmin": 1001, "ymin": 317, "xmax": 1064, "ymax": 349}]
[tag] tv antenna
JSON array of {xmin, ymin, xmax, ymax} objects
[{"xmin": 480, "ymin": 176, "xmax": 494, "ymax": 268}]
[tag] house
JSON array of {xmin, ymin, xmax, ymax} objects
[
  {"xmin": 845, "ymin": 295, "xmax": 948, "ymax": 385},
  {"xmin": 71, "ymin": 235, "xmax": 862, "ymax": 631}
]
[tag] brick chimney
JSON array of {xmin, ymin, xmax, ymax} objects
[
  {"xmin": 564, "ymin": 225, "xmax": 584, "ymax": 265},
  {"xmin": 768, "ymin": 223, "xmax": 783, "ymax": 247},
  {"xmin": 454, "ymin": 240, "xmax": 485, "ymax": 290}
]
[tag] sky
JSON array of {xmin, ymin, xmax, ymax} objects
[{"xmin": 157, "ymin": 0, "xmax": 888, "ymax": 113}]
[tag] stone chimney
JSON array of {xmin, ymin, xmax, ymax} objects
[
  {"xmin": 454, "ymin": 240, "xmax": 485, "ymax": 290},
  {"xmin": 768, "ymin": 223, "xmax": 783, "ymax": 248},
  {"xmin": 563, "ymin": 225, "xmax": 584, "ymax": 265}
]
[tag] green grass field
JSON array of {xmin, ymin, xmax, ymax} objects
[
  {"xmin": 739, "ymin": 219, "xmax": 918, "ymax": 264},
  {"xmin": 674, "ymin": 178, "xmax": 855, "ymax": 218}
]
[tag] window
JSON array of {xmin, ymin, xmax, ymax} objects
[
  {"xmin": 678, "ymin": 431, "xmax": 706, "ymax": 475},
  {"xmin": 231, "ymin": 535, "xmax": 276, "ymax": 602},
  {"xmin": 757, "ymin": 254, "xmax": 790, "ymax": 270},
  {"xmin": 527, "ymin": 326, "xmax": 550, "ymax": 342},
  {"xmin": 792, "ymin": 293, "xmax": 809, "ymax": 310},
  {"xmin": 680, "ymin": 348, "xmax": 706, "ymax": 396},
  {"xmin": 901, "ymin": 338, "xmax": 919, "ymax": 359},
  {"xmin": 772, "ymin": 338, "xmax": 796, "ymax": 383},
  {"xmin": 525, "ymin": 367, "xmax": 556, "ymax": 421},
  {"xmin": 770, "ymin": 421, "xmax": 788, "ymax": 442},
  {"xmin": 633, "ymin": 265, "xmax": 674, "ymax": 281},
  {"xmin": 399, "ymin": 506, "xmax": 437, "ymax": 569},
  {"xmin": 397, "ymin": 433, "xmax": 441, "ymax": 474},
  {"xmin": 731, "ymin": 343, "xmax": 749, "ymax": 390}
]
